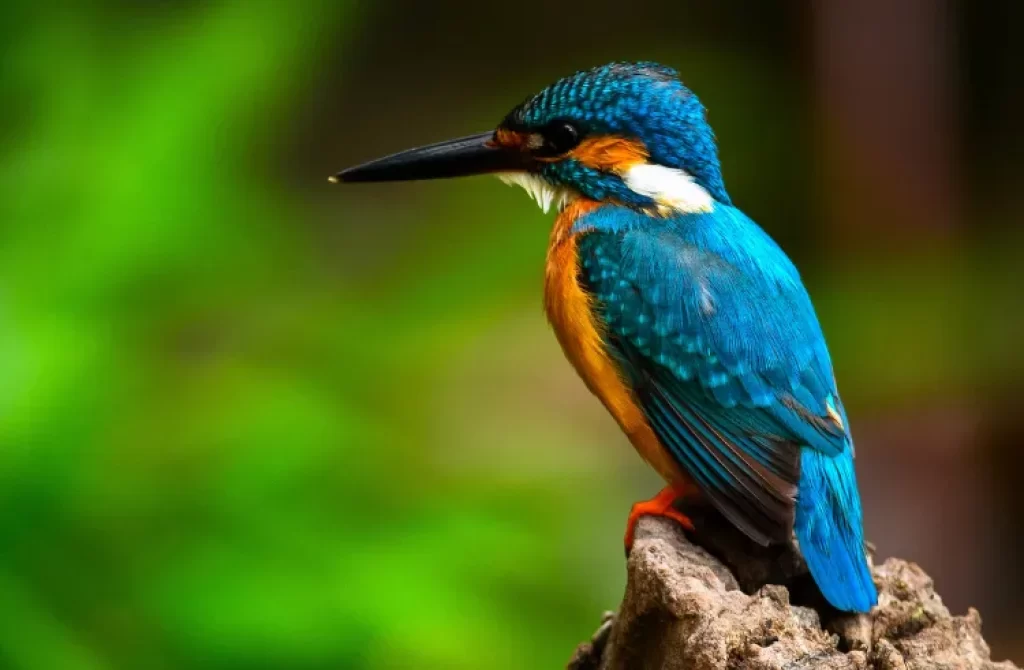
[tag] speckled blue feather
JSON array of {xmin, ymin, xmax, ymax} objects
[{"xmin": 575, "ymin": 203, "xmax": 877, "ymax": 612}]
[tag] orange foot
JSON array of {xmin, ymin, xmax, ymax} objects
[{"xmin": 624, "ymin": 485, "xmax": 695, "ymax": 553}]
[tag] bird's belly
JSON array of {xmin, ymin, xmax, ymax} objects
[{"xmin": 543, "ymin": 210, "xmax": 690, "ymax": 487}]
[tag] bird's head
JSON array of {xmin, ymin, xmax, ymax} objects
[{"xmin": 334, "ymin": 62, "xmax": 729, "ymax": 214}]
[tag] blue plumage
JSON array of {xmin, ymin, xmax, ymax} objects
[
  {"xmin": 576, "ymin": 203, "xmax": 877, "ymax": 611},
  {"xmin": 798, "ymin": 448, "xmax": 877, "ymax": 612}
]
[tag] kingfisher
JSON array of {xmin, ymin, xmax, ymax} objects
[{"xmin": 332, "ymin": 62, "xmax": 877, "ymax": 612}]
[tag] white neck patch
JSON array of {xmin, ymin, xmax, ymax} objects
[
  {"xmin": 622, "ymin": 164, "xmax": 714, "ymax": 214},
  {"xmin": 498, "ymin": 164, "xmax": 714, "ymax": 215},
  {"xmin": 497, "ymin": 173, "xmax": 576, "ymax": 214}
]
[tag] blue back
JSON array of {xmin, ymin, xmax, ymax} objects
[{"xmin": 575, "ymin": 203, "xmax": 877, "ymax": 611}]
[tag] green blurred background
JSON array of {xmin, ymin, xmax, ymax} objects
[{"xmin": 2, "ymin": 0, "xmax": 1023, "ymax": 667}]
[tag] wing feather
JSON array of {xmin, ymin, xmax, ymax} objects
[{"xmin": 577, "ymin": 208, "xmax": 851, "ymax": 544}]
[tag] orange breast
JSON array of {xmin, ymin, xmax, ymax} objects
[{"xmin": 543, "ymin": 201, "xmax": 690, "ymax": 487}]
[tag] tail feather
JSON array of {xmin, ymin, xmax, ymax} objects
[{"xmin": 795, "ymin": 448, "xmax": 877, "ymax": 612}]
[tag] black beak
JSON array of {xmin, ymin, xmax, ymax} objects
[{"xmin": 331, "ymin": 131, "xmax": 528, "ymax": 184}]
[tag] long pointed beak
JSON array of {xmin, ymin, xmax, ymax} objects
[{"xmin": 331, "ymin": 131, "xmax": 528, "ymax": 183}]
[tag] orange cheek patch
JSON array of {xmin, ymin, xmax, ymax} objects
[{"xmin": 568, "ymin": 136, "xmax": 649, "ymax": 172}]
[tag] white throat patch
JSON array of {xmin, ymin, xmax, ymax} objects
[
  {"xmin": 497, "ymin": 173, "xmax": 576, "ymax": 214},
  {"xmin": 622, "ymin": 164, "xmax": 714, "ymax": 214}
]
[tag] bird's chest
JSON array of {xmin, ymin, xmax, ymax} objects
[
  {"xmin": 543, "ymin": 204, "xmax": 607, "ymax": 392},
  {"xmin": 542, "ymin": 204, "xmax": 641, "ymax": 430}
]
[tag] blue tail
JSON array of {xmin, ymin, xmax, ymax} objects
[{"xmin": 795, "ymin": 448, "xmax": 877, "ymax": 612}]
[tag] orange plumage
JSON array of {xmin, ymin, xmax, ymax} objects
[{"xmin": 565, "ymin": 136, "xmax": 648, "ymax": 172}]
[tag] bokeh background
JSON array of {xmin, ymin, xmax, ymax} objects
[{"xmin": 3, "ymin": 0, "xmax": 1023, "ymax": 667}]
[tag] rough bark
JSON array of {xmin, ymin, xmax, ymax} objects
[{"xmin": 568, "ymin": 511, "xmax": 1016, "ymax": 670}]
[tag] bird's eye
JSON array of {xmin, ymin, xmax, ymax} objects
[{"xmin": 538, "ymin": 120, "xmax": 581, "ymax": 156}]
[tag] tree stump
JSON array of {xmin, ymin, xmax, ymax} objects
[{"xmin": 568, "ymin": 512, "xmax": 1016, "ymax": 670}]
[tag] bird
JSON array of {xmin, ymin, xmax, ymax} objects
[{"xmin": 332, "ymin": 62, "xmax": 878, "ymax": 613}]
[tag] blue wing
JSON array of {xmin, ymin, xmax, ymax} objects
[{"xmin": 576, "ymin": 205, "xmax": 850, "ymax": 545}]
